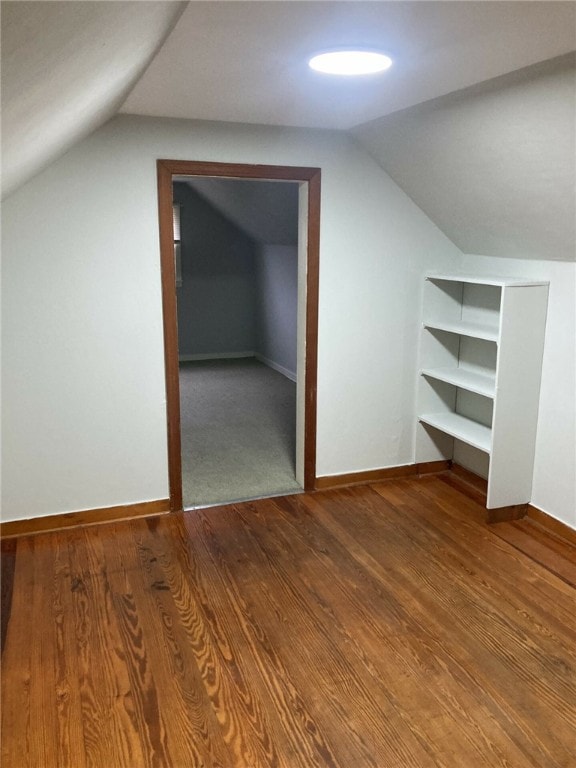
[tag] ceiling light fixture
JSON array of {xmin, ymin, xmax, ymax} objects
[{"xmin": 308, "ymin": 49, "xmax": 392, "ymax": 76}]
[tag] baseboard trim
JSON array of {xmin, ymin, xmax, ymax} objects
[
  {"xmin": 442, "ymin": 464, "xmax": 576, "ymax": 527},
  {"xmin": 179, "ymin": 351, "xmax": 255, "ymax": 362},
  {"xmin": 440, "ymin": 463, "xmax": 527, "ymax": 522},
  {"xmin": 417, "ymin": 460, "xmax": 452, "ymax": 476},
  {"xmin": 450, "ymin": 463, "xmax": 488, "ymax": 495},
  {"xmin": 0, "ymin": 499, "xmax": 171, "ymax": 539},
  {"xmin": 526, "ymin": 505, "xmax": 576, "ymax": 546},
  {"xmin": 254, "ymin": 353, "xmax": 296, "ymax": 382},
  {"xmin": 486, "ymin": 505, "xmax": 528, "ymax": 524},
  {"xmin": 314, "ymin": 461, "xmax": 451, "ymax": 491}
]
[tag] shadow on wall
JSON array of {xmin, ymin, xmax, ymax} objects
[{"xmin": 173, "ymin": 180, "xmax": 299, "ymax": 380}]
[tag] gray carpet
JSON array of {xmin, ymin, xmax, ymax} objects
[{"xmin": 179, "ymin": 358, "xmax": 302, "ymax": 508}]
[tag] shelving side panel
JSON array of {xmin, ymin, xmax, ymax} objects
[
  {"xmin": 424, "ymin": 279, "xmax": 464, "ymax": 324},
  {"xmin": 460, "ymin": 283, "xmax": 502, "ymax": 331},
  {"xmin": 453, "ymin": 442, "xmax": 490, "ymax": 479},
  {"xmin": 416, "ymin": 289, "xmax": 461, "ymax": 462},
  {"xmin": 455, "ymin": 389, "xmax": 493, "ymax": 430},
  {"xmin": 419, "ymin": 327, "xmax": 460, "ymax": 370},
  {"xmin": 416, "ymin": 376, "xmax": 457, "ymax": 462},
  {"xmin": 487, "ymin": 284, "xmax": 549, "ymax": 508},
  {"xmin": 458, "ymin": 336, "xmax": 497, "ymax": 379},
  {"xmin": 416, "ymin": 422, "xmax": 455, "ymax": 463}
]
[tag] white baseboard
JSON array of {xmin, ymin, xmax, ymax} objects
[
  {"xmin": 179, "ymin": 351, "xmax": 255, "ymax": 362},
  {"xmin": 254, "ymin": 353, "xmax": 297, "ymax": 382}
]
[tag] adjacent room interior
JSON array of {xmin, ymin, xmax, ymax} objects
[
  {"xmin": 1, "ymin": 2, "xmax": 575, "ymax": 766},
  {"xmin": 172, "ymin": 176, "xmax": 302, "ymax": 507}
]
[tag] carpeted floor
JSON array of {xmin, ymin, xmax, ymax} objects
[{"xmin": 179, "ymin": 358, "xmax": 302, "ymax": 508}]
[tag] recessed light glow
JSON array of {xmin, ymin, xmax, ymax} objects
[{"xmin": 308, "ymin": 50, "xmax": 392, "ymax": 76}]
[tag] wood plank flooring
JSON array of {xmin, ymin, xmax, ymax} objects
[{"xmin": 2, "ymin": 476, "xmax": 575, "ymax": 767}]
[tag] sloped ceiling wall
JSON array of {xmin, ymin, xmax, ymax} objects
[
  {"xmin": 1, "ymin": 0, "xmax": 186, "ymax": 198},
  {"xmin": 182, "ymin": 178, "xmax": 299, "ymax": 246},
  {"xmin": 2, "ymin": 3, "xmax": 574, "ymax": 262},
  {"xmin": 352, "ymin": 54, "xmax": 576, "ymax": 261}
]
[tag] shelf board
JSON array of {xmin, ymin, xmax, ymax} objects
[
  {"xmin": 424, "ymin": 319, "xmax": 499, "ymax": 342},
  {"xmin": 419, "ymin": 412, "xmax": 492, "ymax": 453},
  {"xmin": 426, "ymin": 273, "xmax": 549, "ymax": 288},
  {"xmin": 421, "ymin": 367, "xmax": 496, "ymax": 398}
]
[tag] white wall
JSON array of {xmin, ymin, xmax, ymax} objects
[
  {"xmin": 1, "ymin": 114, "xmax": 460, "ymax": 520},
  {"xmin": 255, "ymin": 245, "xmax": 298, "ymax": 380},
  {"xmin": 458, "ymin": 255, "xmax": 576, "ymax": 529}
]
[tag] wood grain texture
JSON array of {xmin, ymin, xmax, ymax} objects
[
  {"xmin": 438, "ymin": 464, "xmax": 529, "ymax": 523},
  {"xmin": 2, "ymin": 478, "xmax": 575, "ymax": 767},
  {"xmin": 526, "ymin": 504, "xmax": 576, "ymax": 547},
  {"xmin": 0, "ymin": 500, "xmax": 170, "ymax": 539},
  {"xmin": 485, "ymin": 515, "xmax": 576, "ymax": 588}
]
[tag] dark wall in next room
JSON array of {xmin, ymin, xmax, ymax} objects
[{"xmin": 173, "ymin": 182, "xmax": 258, "ymax": 358}]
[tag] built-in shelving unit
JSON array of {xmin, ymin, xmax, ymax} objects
[
  {"xmin": 416, "ymin": 273, "xmax": 549, "ymax": 509},
  {"xmin": 420, "ymin": 366, "xmax": 496, "ymax": 398}
]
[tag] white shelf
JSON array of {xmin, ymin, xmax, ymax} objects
[
  {"xmin": 417, "ymin": 273, "xmax": 549, "ymax": 509},
  {"xmin": 419, "ymin": 412, "xmax": 492, "ymax": 454},
  {"xmin": 424, "ymin": 319, "xmax": 499, "ymax": 343},
  {"xmin": 421, "ymin": 367, "xmax": 496, "ymax": 398},
  {"xmin": 426, "ymin": 273, "xmax": 549, "ymax": 288}
]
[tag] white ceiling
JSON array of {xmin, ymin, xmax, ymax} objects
[
  {"xmin": 122, "ymin": 1, "xmax": 576, "ymax": 130},
  {"xmin": 1, "ymin": 1, "xmax": 186, "ymax": 198},
  {"xmin": 2, "ymin": 0, "xmax": 575, "ymax": 260}
]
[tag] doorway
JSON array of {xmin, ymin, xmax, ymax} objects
[{"xmin": 157, "ymin": 160, "xmax": 321, "ymax": 512}]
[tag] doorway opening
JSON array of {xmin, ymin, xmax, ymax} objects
[{"xmin": 157, "ymin": 160, "xmax": 321, "ymax": 512}]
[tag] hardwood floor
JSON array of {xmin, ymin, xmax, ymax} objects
[{"xmin": 2, "ymin": 476, "xmax": 575, "ymax": 767}]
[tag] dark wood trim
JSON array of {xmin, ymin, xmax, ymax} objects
[
  {"xmin": 157, "ymin": 160, "xmax": 321, "ymax": 506},
  {"xmin": 303, "ymin": 168, "xmax": 321, "ymax": 490},
  {"xmin": 314, "ymin": 460, "xmax": 452, "ymax": 491},
  {"xmin": 157, "ymin": 161, "xmax": 184, "ymax": 511},
  {"xmin": 1, "ymin": 538, "xmax": 17, "ymax": 655},
  {"xmin": 526, "ymin": 505, "xmax": 576, "ymax": 546},
  {"xmin": 158, "ymin": 160, "xmax": 321, "ymax": 182},
  {"xmin": 315, "ymin": 465, "xmax": 418, "ymax": 491},
  {"xmin": 417, "ymin": 460, "xmax": 452, "ymax": 476},
  {"xmin": 0, "ymin": 499, "xmax": 170, "ymax": 539},
  {"xmin": 486, "ymin": 505, "xmax": 528, "ymax": 524},
  {"xmin": 440, "ymin": 463, "xmax": 528, "ymax": 523},
  {"xmin": 450, "ymin": 463, "xmax": 488, "ymax": 495},
  {"xmin": 439, "ymin": 463, "xmax": 488, "ymax": 505}
]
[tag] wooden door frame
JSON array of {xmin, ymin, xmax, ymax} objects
[{"xmin": 157, "ymin": 159, "xmax": 321, "ymax": 512}]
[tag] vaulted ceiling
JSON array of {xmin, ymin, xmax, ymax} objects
[
  {"xmin": 123, "ymin": 1, "xmax": 575, "ymax": 130},
  {"xmin": 2, "ymin": 1, "xmax": 575, "ymax": 259},
  {"xmin": 353, "ymin": 53, "xmax": 576, "ymax": 260},
  {"xmin": 1, "ymin": 1, "xmax": 186, "ymax": 197}
]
